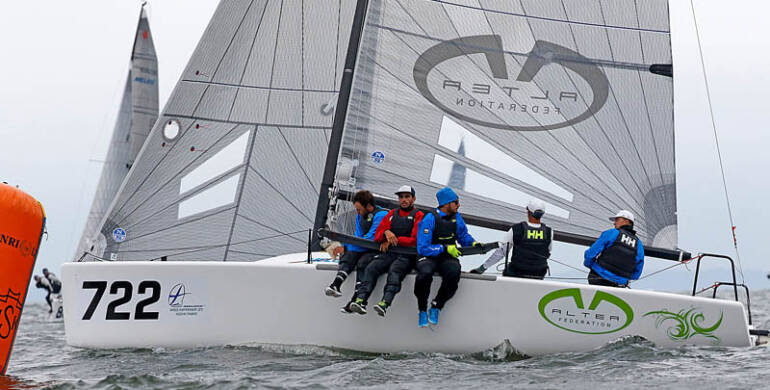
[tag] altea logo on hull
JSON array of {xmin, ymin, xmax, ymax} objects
[
  {"xmin": 538, "ymin": 288, "xmax": 634, "ymax": 334},
  {"xmin": 413, "ymin": 35, "xmax": 609, "ymax": 131}
]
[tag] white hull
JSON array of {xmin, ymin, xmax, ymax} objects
[{"xmin": 62, "ymin": 253, "xmax": 752, "ymax": 356}]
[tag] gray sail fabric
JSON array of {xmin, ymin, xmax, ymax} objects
[
  {"xmin": 91, "ymin": 0, "xmax": 355, "ymax": 261},
  {"xmin": 335, "ymin": 0, "xmax": 678, "ymax": 248},
  {"xmin": 73, "ymin": 7, "xmax": 159, "ymax": 261}
]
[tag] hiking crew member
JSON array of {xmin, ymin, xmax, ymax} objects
[
  {"xmin": 325, "ymin": 190, "xmax": 388, "ymax": 312},
  {"xmin": 584, "ymin": 210, "xmax": 644, "ymax": 287},
  {"xmin": 350, "ymin": 186, "xmax": 424, "ymax": 316},
  {"xmin": 34, "ymin": 275, "xmax": 53, "ymax": 313},
  {"xmin": 471, "ymin": 199, "xmax": 552, "ymax": 279},
  {"xmin": 43, "ymin": 268, "xmax": 62, "ymax": 294},
  {"xmin": 414, "ymin": 187, "xmax": 479, "ymax": 327}
]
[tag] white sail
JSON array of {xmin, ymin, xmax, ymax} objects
[
  {"xmin": 74, "ymin": 6, "xmax": 159, "ymax": 260},
  {"xmin": 90, "ymin": 0, "xmax": 356, "ymax": 261}
]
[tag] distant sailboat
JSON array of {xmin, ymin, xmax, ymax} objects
[
  {"xmin": 63, "ymin": 0, "xmax": 766, "ymax": 354},
  {"xmin": 73, "ymin": 4, "xmax": 158, "ymax": 261}
]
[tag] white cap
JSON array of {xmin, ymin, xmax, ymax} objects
[
  {"xmin": 609, "ymin": 210, "xmax": 635, "ymax": 223},
  {"xmin": 526, "ymin": 199, "xmax": 546, "ymax": 213},
  {"xmin": 395, "ymin": 185, "xmax": 415, "ymax": 196}
]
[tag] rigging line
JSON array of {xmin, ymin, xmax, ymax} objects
[
  {"xmin": 375, "ymin": 25, "xmax": 645, "ymax": 222},
  {"xmin": 689, "ymin": 0, "xmax": 745, "ymax": 283},
  {"xmin": 629, "ymin": 255, "xmax": 699, "ymax": 284},
  {"xmin": 518, "ymin": 0, "xmax": 650, "ymax": 211},
  {"xmin": 438, "ymin": 2, "xmax": 651, "ymax": 222},
  {"xmin": 547, "ymin": 257, "xmax": 589, "ymax": 274}
]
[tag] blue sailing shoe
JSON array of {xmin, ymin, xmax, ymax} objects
[
  {"xmin": 418, "ymin": 311, "xmax": 429, "ymax": 328},
  {"xmin": 428, "ymin": 307, "xmax": 440, "ymax": 325}
]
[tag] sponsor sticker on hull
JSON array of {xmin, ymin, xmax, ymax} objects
[{"xmin": 538, "ymin": 288, "xmax": 634, "ymax": 334}]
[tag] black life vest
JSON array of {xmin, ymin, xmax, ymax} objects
[
  {"xmin": 596, "ymin": 227, "xmax": 640, "ymax": 279},
  {"xmin": 430, "ymin": 211, "xmax": 458, "ymax": 246},
  {"xmin": 389, "ymin": 208, "xmax": 418, "ymax": 238},
  {"xmin": 360, "ymin": 206, "xmax": 387, "ymax": 236},
  {"xmin": 510, "ymin": 221, "xmax": 552, "ymax": 273}
]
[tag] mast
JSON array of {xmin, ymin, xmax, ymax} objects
[{"xmin": 311, "ymin": 0, "xmax": 371, "ymax": 248}]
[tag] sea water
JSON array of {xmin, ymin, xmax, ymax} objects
[{"xmin": 4, "ymin": 290, "xmax": 770, "ymax": 389}]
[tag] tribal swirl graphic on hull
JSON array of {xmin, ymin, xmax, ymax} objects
[{"xmin": 643, "ymin": 308, "xmax": 723, "ymax": 343}]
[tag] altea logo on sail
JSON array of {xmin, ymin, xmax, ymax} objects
[
  {"xmin": 538, "ymin": 288, "xmax": 634, "ymax": 334},
  {"xmin": 413, "ymin": 35, "xmax": 609, "ymax": 131}
]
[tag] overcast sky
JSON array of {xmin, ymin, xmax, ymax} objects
[{"xmin": 1, "ymin": 1, "xmax": 769, "ymax": 302}]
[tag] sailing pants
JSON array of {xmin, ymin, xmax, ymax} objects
[
  {"xmin": 587, "ymin": 269, "xmax": 624, "ymax": 288},
  {"xmin": 356, "ymin": 253, "xmax": 415, "ymax": 305},
  {"xmin": 332, "ymin": 251, "xmax": 375, "ymax": 289},
  {"xmin": 413, "ymin": 254, "xmax": 461, "ymax": 311}
]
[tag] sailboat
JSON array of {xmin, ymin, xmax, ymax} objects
[
  {"xmin": 72, "ymin": 4, "xmax": 159, "ymax": 263},
  {"xmin": 62, "ymin": 0, "xmax": 767, "ymax": 356}
]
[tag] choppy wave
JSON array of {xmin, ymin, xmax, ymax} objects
[{"xmin": 5, "ymin": 289, "xmax": 770, "ymax": 389}]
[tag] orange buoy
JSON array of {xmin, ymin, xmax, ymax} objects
[{"xmin": 0, "ymin": 183, "xmax": 46, "ymax": 375}]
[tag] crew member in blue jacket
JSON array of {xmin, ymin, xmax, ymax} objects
[
  {"xmin": 584, "ymin": 210, "xmax": 644, "ymax": 287},
  {"xmin": 325, "ymin": 190, "xmax": 388, "ymax": 313},
  {"xmin": 414, "ymin": 187, "xmax": 479, "ymax": 327}
]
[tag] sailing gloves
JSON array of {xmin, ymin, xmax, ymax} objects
[
  {"xmin": 446, "ymin": 245, "xmax": 461, "ymax": 258},
  {"xmin": 446, "ymin": 242, "xmax": 484, "ymax": 258}
]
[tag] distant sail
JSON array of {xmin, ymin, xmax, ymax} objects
[
  {"xmin": 91, "ymin": 0, "xmax": 355, "ymax": 261},
  {"xmin": 73, "ymin": 5, "xmax": 159, "ymax": 260},
  {"xmin": 334, "ymin": 0, "xmax": 677, "ymax": 248}
]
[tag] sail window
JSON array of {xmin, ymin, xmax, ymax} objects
[
  {"xmin": 430, "ymin": 154, "xmax": 570, "ymax": 219},
  {"xmin": 179, "ymin": 131, "xmax": 250, "ymax": 194},
  {"xmin": 438, "ymin": 116, "xmax": 573, "ymax": 202},
  {"xmin": 178, "ymin": 174, "xmax": 240, "ymax": 219},
  {"xmin": 163, "ymin": 120, "xmax": 181, "ymax": 141}
]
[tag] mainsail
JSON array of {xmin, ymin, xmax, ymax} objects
[
  {"xmin": 90, "ymin": 0, "xmax": 356, "ymax": 261},
  {"xmin": 330, "ymin": 0, "xmax": 678, "ymax": 249},
  {"xmin": 74, "ymin": 5, "xmax": 159, "ymax": 260}
]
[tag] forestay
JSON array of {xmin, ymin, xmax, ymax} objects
[
  {"xmin": 90, "ymin": 0, "xmax": 355, "ymax": 261},
  {"xmin": 74, "ymin": 6, "xmax": 159, "ymax": 261},
  {"xmin": 333, "ymin": 0, "xmax": 677, "ymax": 248}
]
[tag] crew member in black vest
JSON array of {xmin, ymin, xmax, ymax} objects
[
  {"xmin": 349, "ymin": 186, "xmax": 424, "ymax": 316},
  {"xmin": 584, "ymin": 210, "xmax": 645, "ymax": 287},
  {"xmin": 414, "ymin": 187, "xmax": 479, "ymax": 327},
  {"xmin": 325, "ymin": 190, "xmax": 388, "ymax": 313},
  {"xmin": 470, "ymin": 199, "xmax": 553, "ymax": 279}
]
